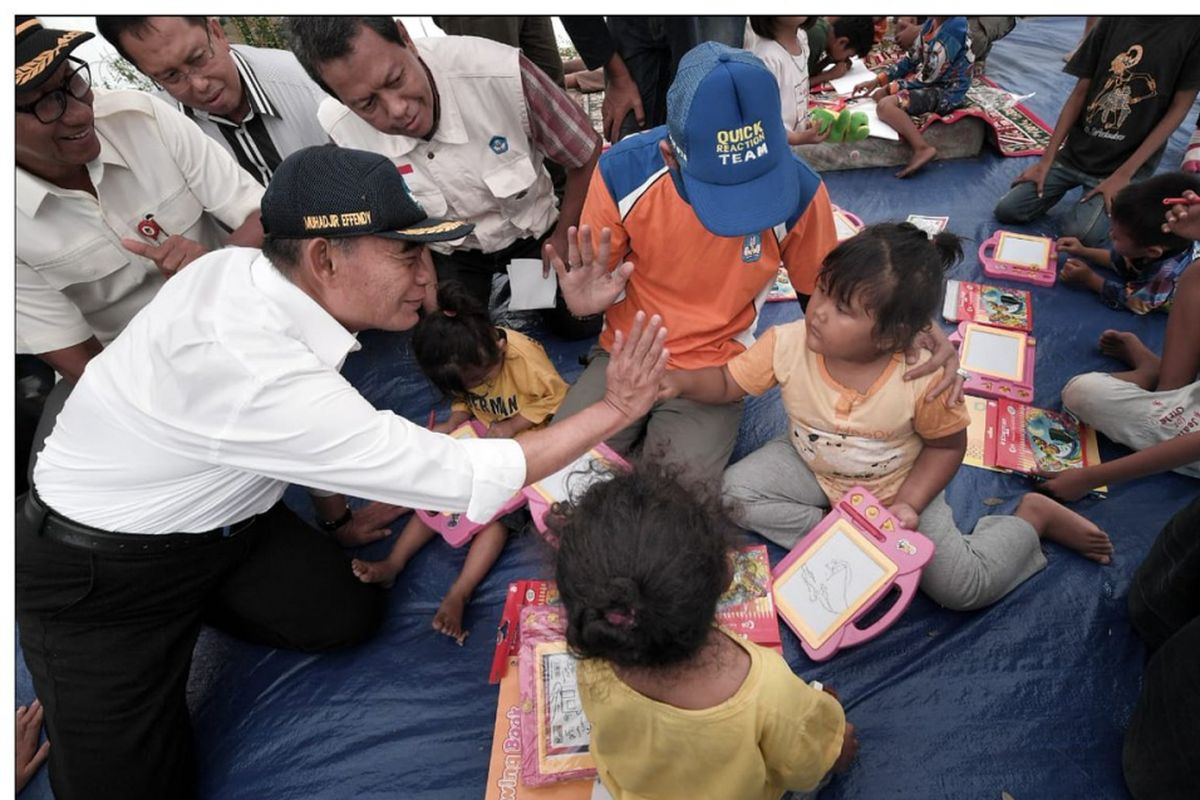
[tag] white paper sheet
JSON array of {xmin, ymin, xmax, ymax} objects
[
  {"xmin": 823, "ymin": 57, "xmax": 901, "ymax": 141},
  {"xmin": 828, "ymin": 57, "xmax": 877, "ymax": 96},
  {"xmin": 506, "ymin": 258, "xmax": 557, "ymax": 311}
]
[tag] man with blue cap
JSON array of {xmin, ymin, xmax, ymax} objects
[{"xmin": 549, "ymin": 42, "xmax": 961, "ymax": 487}]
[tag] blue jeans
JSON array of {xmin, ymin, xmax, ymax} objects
[
  {"xmin": 608, "ymin": 16, "xmax": 744, "ymax": 139},
  {"xmin": 992, "ymin": 158, "xmax": 1155, "ymax": 247}
]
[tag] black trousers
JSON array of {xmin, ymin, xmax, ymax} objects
[
  {"xmin": 432, "ymin": 234, "xmax": 603, "ymax": 342},
  {"xmin": 15, "ymin": 497, "xmax": 386, "ymax": 800},
  {"xmin": 1123, "ymin": 495, "xmax": 1200, "ymax": 799}
]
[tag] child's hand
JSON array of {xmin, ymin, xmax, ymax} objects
[
  {"xmin": 887, "ymin": 502, "xmax": 920, "ymax": 530},
  {"xmin": 431, "ymin": 420, "xmax": 457, "ymax": 434},
  {"xmin": 1060, "ymin": 258, "xmax": 1101, "ymax": 291},
  {"xmin": 850, "ymin": 79, "xmax": 877, "ymax": 98},
  {"xmin": 788, "ymin": 125, "xmax": 831, "ymax": 147},
  {"xmin": 1163, "ymin": 189, "xmax": 1200, "ymax": 241},
  {"xmin": 832, "ymin": 722, "xmax": 859, "ymax": 773},
  {"xmin": 1035, "ymin": 466, "xmax": 1095, "ymax": 502},
  {"xmin": 1055, "ymin": 236, "xmax": 1085, "ymax": 255}
]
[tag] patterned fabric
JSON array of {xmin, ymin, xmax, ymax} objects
[
  {"xmin": 518, "ymin": 52, "xmax": 600, "ymax": 169},
  {"xmin": 1101, "ymin": 242, "xmax": 1199, "ymax": 314},
  {"xmin": 883, "ymin": 17, "xmax": 974, "ymax": 110}
]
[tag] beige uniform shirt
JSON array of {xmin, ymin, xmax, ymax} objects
[{"xmin": 16, "ymin": 89, "xmax": 264, "ymax": 354}]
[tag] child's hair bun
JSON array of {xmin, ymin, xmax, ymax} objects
[
  {"xmin": 930, "ymin": 231, "xmax": 964, "ymax": 270},
  {"xmin": 435, "ymin": 279, "xmax": 485, "ymax": 318}
]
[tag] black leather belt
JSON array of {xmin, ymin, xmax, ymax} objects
[{"xmin": 26, "ymin": 490, "xmax": 254, "ymax": 555}]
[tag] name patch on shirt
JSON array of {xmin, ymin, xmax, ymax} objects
[
  {"xmin": 303, "ymin": 211, "xmax": 372, "ymax": 231},
  {"xmin": 742, "ymin": 233, "xmax": 763, "ymax": 263}
]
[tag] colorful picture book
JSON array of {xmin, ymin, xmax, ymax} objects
[
  {"xmin": 943, "ymin": 279, "xmax": 1032, "ymax": 332},
  {"xmin": 963, "ymin": 395, "xmax": 1106, "ymax": 494},
  {"xmin": 518, "ymin": 606, "xmax": 596, "ymax": 787},
  {"xmin": 773, "ymin": 487, "xmax": 934, "ymax": 661},
  {"xmin": 979, "ymin": 230, "xmax": 1057, "ymax": 287},
  {"xmin": 715, "ymin": 544, "xmax": 782, "ymax": 654},
  {"xmin": 491, "ymin": 579, "xmax": 561, "ymax": 684},
  {"xmin": 484, "ymin": 654, "xmax": 596, "ymax": 800},
  {"xmin": 416, "ymin": 420, "xmax": 527, "ymax": 547}
]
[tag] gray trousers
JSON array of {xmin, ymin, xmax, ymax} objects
[
  {"xmin": 554, "ymin": 348, "xmax": 743, "ymax": 489},
  {"xmin": 722, "ymin": 436, "xmax": 1047, "ymax": 611}
]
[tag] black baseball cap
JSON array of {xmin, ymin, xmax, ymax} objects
[
  {"xmin": 261, "ymin": 145, "xmax": 474, "ymax": 244},
  {"xmin": 16, "ymin": 16, "xmax": 94, "ymax": 92}
]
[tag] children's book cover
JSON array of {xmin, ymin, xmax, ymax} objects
[
  {"xmin": 943, "ymin": 279, "xmax": 1032, "ymax": 331},
  {"xmin": 484, "ymin": 655, "xmax": 595, "ymax": 800},
  {"xmin": 963, "ymin": 396, "xmax": 1106, "ymax": 494},
  {"xmin": 715, "ymin": 544, "xmax": 783, "ymax": 653}
]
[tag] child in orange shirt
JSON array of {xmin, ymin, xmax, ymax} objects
[
  {"xmin": 665, "ymin": 223, "xmax": 1113, "ymax": 612},
  {"xmin": 351, "ymin": 282, "xmax": 568, "ymax": 642}
]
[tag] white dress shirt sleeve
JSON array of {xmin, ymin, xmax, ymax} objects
[
  {"xmin": 205, "ymin": 347, "xmax": 528, "ymax": 524},
  {"xmin": 15, "ymin": 256, "xmax": 92, "ymax": 354},
  {"xmin": 147, "ymin": 94, "xmax": 265, "ymax": 231}
]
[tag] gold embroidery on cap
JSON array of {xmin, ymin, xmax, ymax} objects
[
  {"xmin": 16, "ymin": 30, "xmax": 85, "ymax": 86},
  {"xmin": 397, "ymin": 220, "xmax": 465, "ymax": 236}
]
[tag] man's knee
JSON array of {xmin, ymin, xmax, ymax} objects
[
  {"xmin": 1062, "ymin": 197, "xmax": 1111, "ymax": 247},
  {"xmin": 993, "ymin": 184, "xmax": 1040, "ymax": 224}
]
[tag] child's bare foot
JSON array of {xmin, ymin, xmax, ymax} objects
[
  {"xmin": 350, "ymin": 558, "xmax": 400, "ymax": 588},
  {"xmin": 432, "ymin": 590, "xmax": 469, "ymax": 645},
  {"xmin": 1099, "ymin": 329, "xmax": 1158, "ymax": 370},
  {"xmin": 896, "ymin": 145, "xmax": 937, "ymax": 178},
  {"xmin": 1017, "ymin": 493, "xmax": 1113, "ymax": 564}
]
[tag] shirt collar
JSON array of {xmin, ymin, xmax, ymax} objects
[
  {"xmin": 250, "ymin": 252, "xmax": 361, "ymax": 369},
  {"xmin": 180, "ymin": 47, "xmax": 279, "ymax": 125},
  {"xmin": 414, "ymin": 41, "xmax": 466, "ymax": 146},
  {"xmin": 16, "ymin": 133, "xmax": 129, "ymax": 217}
]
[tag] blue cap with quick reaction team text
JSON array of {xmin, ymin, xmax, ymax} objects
[{"xmin": 666, "ymin": 42, "xmax": 800, "ymax": 237}]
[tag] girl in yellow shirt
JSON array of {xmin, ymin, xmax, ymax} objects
[
  {"xmin": 553, "ymin": 464, "xmax": 856, "ymax": 800},
  {"xmin": 351, "ymin": 281, "xmax": 567, "ymax": 643}
]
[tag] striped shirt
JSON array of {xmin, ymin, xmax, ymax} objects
[
  {"xmin": 167, "ymin": 44, "xmax": 330, "ymax": 185},
  {"xmin": 517, "ymin": 52, "xmax": 600, "ymax": 168}
]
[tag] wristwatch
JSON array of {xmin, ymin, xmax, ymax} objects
[{"xmin": 319, "ymin": 506, "xmax": 353, "ymax": 533}]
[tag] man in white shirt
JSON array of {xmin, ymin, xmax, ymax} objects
[
  {"xmin": 96, "ymin": 16, "xmax": 331, "ymax": 185},
  {"xmin": 285, "ymin": 16, "xmax": 604, "ymax": 340},
  {"xmin": 17, "ymin": 144, "xmax": 668, "ymax": 800}
]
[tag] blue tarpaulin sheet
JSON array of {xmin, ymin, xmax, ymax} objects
[{"xmin": 16, "ymin": 16, "xmax": 1200, "ymax": 800}]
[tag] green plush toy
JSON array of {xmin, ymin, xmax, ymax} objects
[{"xmin": 810, "ymin": 108, "xmax": 870, "ymax": 143}]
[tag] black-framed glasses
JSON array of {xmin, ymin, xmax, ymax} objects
[
  {"xmin": 16, "ymin": 57, "xmax": 92, "ymax": 124},
  {"xmin": 154, "ymin": 28, "xmax": 216, "ymax": 90}
]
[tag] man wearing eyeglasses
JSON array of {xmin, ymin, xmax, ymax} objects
[
  {"xmin": 96, "ymin": 16, "xmax": 331, "ymax": 186},
  {"xmin": 16, "ymin": 18, "xmax": 264, "ymax": 450}
]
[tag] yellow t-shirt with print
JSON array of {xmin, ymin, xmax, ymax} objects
[
  {"xmin": 450, "ymin": 328, "xmax": 568, "ymax": 427},
  {"xmin": 727, "ymin": 320, "xmax": 970, "ymax": 505},
  {"xmin": 577, "ymin": 629, "xmax": 845, "ymax": 800}
]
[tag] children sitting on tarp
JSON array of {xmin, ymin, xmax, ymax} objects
[
  {"xmin": 994, "ymin": 18, "xmax": 1200, "ymax": 247},
  {"xmin": 851, "ymin": 16, "xmax": 974, "ymax": 178},
  {"xmin": 1056, "ymin": 173, "xmax": 1200, "ymax": 314}
]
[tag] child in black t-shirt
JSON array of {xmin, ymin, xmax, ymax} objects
[{"xmin": 994, "ymin": 18, "xmax": 1200, "ymax": 247}]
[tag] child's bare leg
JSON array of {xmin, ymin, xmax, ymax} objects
[
  {"xmin": 1016, "ymin": 493, "xmax": 1113, "ymax": 564},
  {"xmin": 1100, "ymin": 329, "xmax": 1161, "ymax": 390},
  {"xmin": 351, "ymin": 515, "xmax": 436, "ymax": 586},
  {"xmin": 433, "ymin": 521, "xmax": 509, "ymax": 644},
  {"xmin": 876, "ymin": 96, "xmax": 937, "ymax": 178}
]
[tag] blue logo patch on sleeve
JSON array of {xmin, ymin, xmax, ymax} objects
[
  {"xmin": 489, "ymin": 135, "xmax": 509, "ymax": 155},
  {"xmin": 742, "ymin": 233, "xmax": 762, "ymax": 263}
]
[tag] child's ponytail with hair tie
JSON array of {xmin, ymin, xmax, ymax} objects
[{"xmin": 930, "ymin": 230, "xmax": 964, "ymax": 270}]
